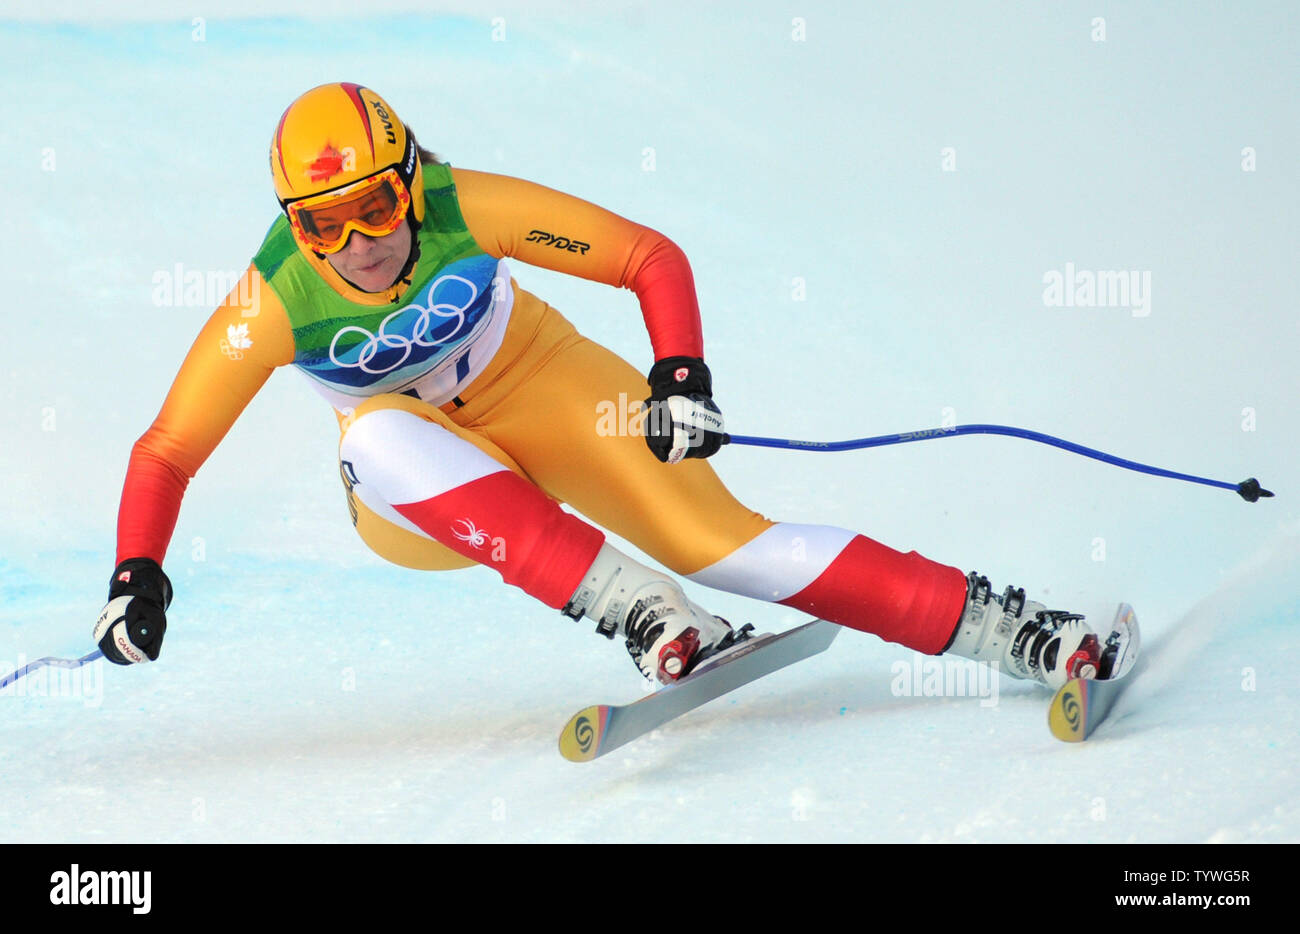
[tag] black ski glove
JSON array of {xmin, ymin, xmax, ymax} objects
[
  {"xmin": 93, "ymin": 558, "xmax": 173, "ymax": 665},
  {"xmin": 643, "ymin": 356, "xmax": 726, "ymax": 463}
]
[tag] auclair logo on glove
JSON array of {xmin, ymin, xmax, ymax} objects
[{"xmin": 674, "ymin": 367, "xmax": 689, "ymax": 382}]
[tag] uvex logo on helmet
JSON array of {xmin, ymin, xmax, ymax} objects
[
  {"xmin": 369, "ymin": 99, "xmax": 398, "ymax": 145},
  {"xmin": 403, "ymin": 138, "xmax": 416, "ymax": 176}
]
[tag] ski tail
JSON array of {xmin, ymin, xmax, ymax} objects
[
  {"xmin": 1048, "ymin": 677, "xmax": 1093, "ymax": 742},
  {"xmin": 559, "ymin": 705, "xmax": 612, "ymax": 762}
]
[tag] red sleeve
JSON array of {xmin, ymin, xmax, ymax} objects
[
  {"xmin": 451, "ymin": 167, "xmax": 704, "ymax": 360},
  {"xmin": 116, "ymin": 266, "xmax": 294, "ymax": 565},
  {"xmin": 116, "ymin": 448, "xmax": 192, "ymax": 567}
]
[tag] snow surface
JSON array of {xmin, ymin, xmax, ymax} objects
[{"xmin": 0, "ymin": 2, "xmax": 1296, "ymax": 843}]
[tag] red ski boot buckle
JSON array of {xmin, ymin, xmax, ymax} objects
[
  {"xmin": 657, "ymin": 628, "xmax": 702, "ymax": 684},
  {"xmin": 1065, "ymin": 633, "xmax": 1102, "ymax": 680}
]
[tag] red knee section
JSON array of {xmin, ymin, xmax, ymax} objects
[
  {"xmin": 393, "ymin": 470, "xmax": 605, "ymax": 609},
  {"xmin": 778, "ymin": 535, "xmax": 968, "ymax": 654}
]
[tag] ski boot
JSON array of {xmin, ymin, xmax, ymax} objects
[
  {"xmin": 562, "ymin": 544, "xmax": 754, "ymax": 684},
  {"xmin": 944, "ymin": 571, "xmax": 1103, "ymax": 689}
]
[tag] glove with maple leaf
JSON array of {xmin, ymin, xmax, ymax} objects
[{"xmin": 643, "ymin": 356, "xmax": 726, "ymax": 463}]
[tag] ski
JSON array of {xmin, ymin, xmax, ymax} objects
[
  {"xmin": 559, "ymin": 618, "xmax": 841, "ymax": 762},
  {"xmin": 1047, "ymin": 603, "xmax": 1143, "ymax": 742}
]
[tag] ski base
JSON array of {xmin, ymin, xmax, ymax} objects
[
  {"xmin": 559, "ymin": 619, "xmax": 840, "ymax": 762},
  {"xmin": 1048, "ymin": 603, "xmax": 1142, "ymax": 742}
]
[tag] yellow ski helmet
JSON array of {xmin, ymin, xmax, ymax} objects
[{"xmin": 270, "ymin": 82, "xmax": 424, "ymax": 253}]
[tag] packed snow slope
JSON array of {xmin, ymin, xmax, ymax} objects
[{"xmin": 1, "ymin": 2, "xmax": 1296, "ymax": 842}]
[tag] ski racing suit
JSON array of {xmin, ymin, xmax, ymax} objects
[{"xmin": 116, "ymin": 164, "xmax": 968, "ymax": 654}]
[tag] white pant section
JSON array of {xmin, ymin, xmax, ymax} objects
[
  {"xmin": 685, "ymin": 523, "xmax": 856, "ymax": 601},
  {"xmin": 339, "ymin": 406, "xmax": 509, "ymax": 540}
]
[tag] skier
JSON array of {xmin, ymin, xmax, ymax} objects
[{"xmin": 95, "ymin": 82, "xmax": 1106, "ymax": 690}]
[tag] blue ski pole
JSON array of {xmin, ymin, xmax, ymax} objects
[
  {"xmin": 722, "ymin": 424, "xmax": 1273, "ymax": 502},
  {"xmin": 0, "ymin": 649, "xmax": 104, "ymax": 692}
]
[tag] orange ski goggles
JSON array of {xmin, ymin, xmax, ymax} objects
[{"xmin": 285, "ymin": 167, "xmax": 411, "ymax": 254}]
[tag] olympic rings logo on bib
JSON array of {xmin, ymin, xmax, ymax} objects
[{"xmin": 329, "ymin": 274, "xmax": 483, "ymax": 375}]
